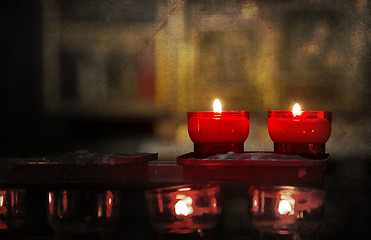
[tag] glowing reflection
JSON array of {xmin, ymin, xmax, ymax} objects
[
  {"xmin": 11, "ymin": 192, "xmax": 15, "ymax": 208},
  {"xmin": 48, "ymin": 192, "xmax": 54, "ymax": 215},
  {"xmin": 0, "ymin": 192, "xmax": 8, "ymax": 229},
  {"xmin": 106, "ymin": 191, "xmax": 113, "ymax": 217},
  {"xmin": 0, "ymin": 191, "xmax": 8, "ymax": 230},
  {"xmin": 97, "ymin": 206, "xmax": 103, "ymax": 217},
  {"xmin": 278, "ymin": 199, "xmax": 294, "ymax": 215},
  {"xmin": 211, "ymin": 197, "xmax": 217, "ymax": 211},
  {"xmin": 175, "ymin": 195, "xmax": 194, "ymax": 216},
  {"xmin": 97, "ymin": 197, "xmax": 103, "ymax": 217},
  {"xmin": 62, "ymin": 190, "xmax": 67, "ymax": 213},
  {"xmin": 252, "ymin": 189, "xmax": 259, "ymax": 212}
]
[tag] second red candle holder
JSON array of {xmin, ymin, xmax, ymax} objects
[
  {"xmin": 268, "ymin": 110, "xmax": 332, "ymax": 156},
  {"xmin": 188, "ymin": 111, "xmax": 250, "ymax": 157}
]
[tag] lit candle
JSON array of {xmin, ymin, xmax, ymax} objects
[
  {"xmin": 187, "ymin": 99, "xmax": 250, "ymax": 157},
  {"xmin": 268, "ymin": 103, "xmax": 332, "ymax": 155}
]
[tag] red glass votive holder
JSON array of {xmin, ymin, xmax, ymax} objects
[
  {"xmin": 248, "ymin": 185, "xmax": 326, "ymax": 239},
  {"xmin": 0, "ymin": 189, "xmax": 26, "ymax": 232},
  {"xmin": 188, "ymin": 111, "xmax": 250, "ymax": 157},
  {"xmin": 144, "ymin": 184, "xmax": 221, "ymax": 235},
  {"xmin": 47, "ymin": 190, "xmax": 121, "ymax": 239},
  {"xmin": 268, "ymin": 111, "xmax": 332, "ymax": 155}
]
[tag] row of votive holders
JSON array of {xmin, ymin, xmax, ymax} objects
[
  {"xmin": 0, "ymin": 185, "xmax": 326, "ymax": 239},
  {"xmin": 188, "ymin": 109, "xmax": 332, "ymax": 157}
]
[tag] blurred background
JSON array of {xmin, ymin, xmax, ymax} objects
[{"xmin": 1, "ymin": 0, "xmax": 370, "ymax": 239}]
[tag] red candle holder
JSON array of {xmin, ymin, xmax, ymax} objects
[
  {"xmin": 268, "ymin": 110, "xmax": 332, "ymax": 155},
  {"xmin": 144, "ymin": 184, "xmax": 221, "ymax": 235},
  {"xmin": 188, "ymin": 111, "xmax": 250, "ymax": 157},
  {"xmin": 248, "ymin": 185, "xmax": 326, "ymax": 239}
]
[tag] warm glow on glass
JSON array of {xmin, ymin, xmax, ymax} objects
[
  {"xmin": 0, "ymin": 194, "xmax": 7, "ymax": 228},
  {"xmin": 11, "ymin": 192, "xmax": 14, "ymax": 208},
  {"xmin": 145, "ymin": 184, "xmax": 220, "ymax": 234},
  {"xmin": 278, "ymin": 200, "xmax": 294, "ymax": 215},
  {"xmin": 48, "ymin": 192, "xmax": 54, "ymax": 215},
  {"xmin": 292, "ymin": 103, "xmax": 302, "ymax": 116},
  {"xmin": 62, "ymin": 190, "xmax": 67, "ymax": 213},
  {"xmin": 213, "ymin": 99, "xmax": 222, "ymax": 113},
  {"xmin": 175, "ymin": 196, "xmax": 194, "ymax": 216},
  {"xmin": 97, "ymin": 203, "xmax": 103, "ymax": 217},
  {"xmin": 106, "ymin": 191, "xmax": 113, "ymax": 218}
]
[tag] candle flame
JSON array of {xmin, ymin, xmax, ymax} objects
[
  {"xmin": 292, "ymin": 103, "xmax": 302, "ymax": 116},
  {"xmin": 213, "ymin": 99, "xmax": 222, "ymax": 113}
]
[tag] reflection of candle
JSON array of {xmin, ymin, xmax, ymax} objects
[
  {"xmin": 0, "ymin": 189, "xmax": 26, "ymax": 231},
  {"xmin": 0, "ymin": 195, "xmax": 3, "ymax": 207},
  {"xmin": 248, "ymin": 186, "xmax": 326, "ymax": 236},
  {"xmin": 48, "ymin": 192, "xmax": 54, "ymax": 215},
  {"xmin": 268, "ymin": 103, "xmax": 332, "ymax": 155},
  {"xmin": 0, "ymin": 191, "xmax": 7, "ymax": 230},
  {"xmin": 106, "ymin": 191, "xmax": 113, "ymax": 218},
  {"xmin": 174, "ymin": 195, "xmax": 194, "ymax": 217},
  {"xmin": 144, "ymin": 184, "xmax": 221, "ymax": 234},
  {"xmin": 188, "ymin": 99, "xmax": 250, "ymax": 157},
  {"xmin": 278, "ymin": 199, "xmax": 294, "ymax": 215}
]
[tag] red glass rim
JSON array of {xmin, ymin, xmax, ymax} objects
[
  {"xmin": 144, "ymin": 184, "xmax": 220, "ymax": 196},
  {"xmin": 268, "ymin": 111, "xmax": 331, "ymax": 120},
  {"xmin": 188, "ymin": 111, "xmax": 249, "ymax": 119},
  {"xmin": 248, "ymin": 185, "xmax": 325, "ymax": 196},
  {"xmin": 48, "ymin": 189, "xmax": 120, "ymax": 194}
]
